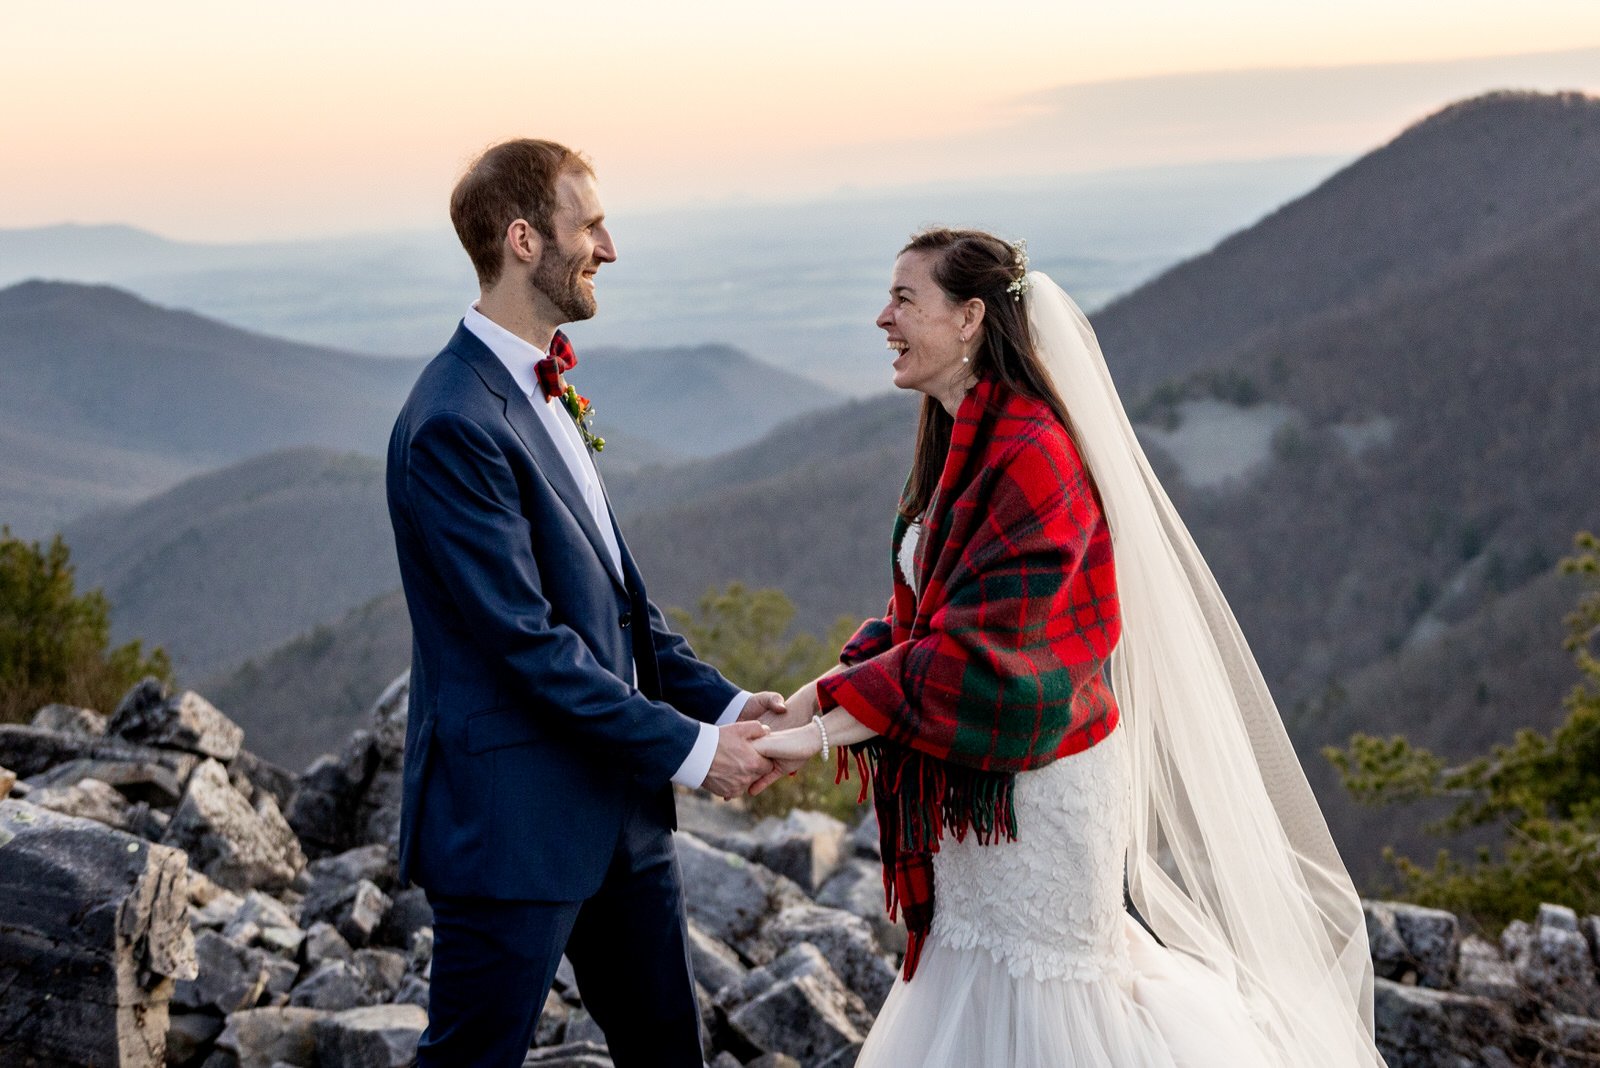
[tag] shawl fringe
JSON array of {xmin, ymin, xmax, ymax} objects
[{"xmin": 838, "ymin": 738, "xmax": 1018, "ymax": 979}]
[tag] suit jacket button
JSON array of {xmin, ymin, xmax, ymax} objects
[{"xmin": 619, "ymin": 611, "xmax": 632, "ymax": 628}]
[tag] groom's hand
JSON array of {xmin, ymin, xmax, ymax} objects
[
  {"xmin": 738, "ymin": 691, "xmax": 787, "ymax": 725},
  {"xmin": 702, "ymin": 720, "xmax": 775, "ymax": 800}
]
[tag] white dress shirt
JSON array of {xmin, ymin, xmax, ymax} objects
[{"xmin": 462, "ymin": 306, "xmax": 745, "ymax": 788}]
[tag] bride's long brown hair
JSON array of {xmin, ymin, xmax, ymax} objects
[{"xmin": 898, "ymin": 228, "xmax": 1082, "ymax": 520}]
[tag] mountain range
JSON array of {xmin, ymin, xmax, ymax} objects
[
  {"xmin": 0, "ymin": 282, "xmax": 838, "ymax": 538},
  {"xmin": 0, "ymin": 155, "xmax": 1345, "ymax": 393},
  {"xmin": 7, "ymin": 90, "xmax": 1597, "ymax": 886}
]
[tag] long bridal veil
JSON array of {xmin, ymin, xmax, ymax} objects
[{"xmin": 1024, "ymin": 272, "xmax": 1387, "ymax": 1066}]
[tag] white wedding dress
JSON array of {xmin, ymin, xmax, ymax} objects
[
  {"xmin": 856, "ymin": 527, "xmax": 1281, "ymax": 1067},
  {"xmin": 854, "ymin": 722, "xmax": 1282, "ymax": 1068}
]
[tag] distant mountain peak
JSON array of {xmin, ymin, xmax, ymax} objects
[
  {"xmin": 1403, "ymin": 88, "xmax": 1600, "ymax": 132},
  {"xmin": 0, "ymin": 278, "xmax": 161, "ymax": 314}
]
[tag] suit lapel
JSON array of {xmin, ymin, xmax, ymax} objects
[{"xmin": 447, "ymin": 325, "xmax": 628, "ymax": 594}]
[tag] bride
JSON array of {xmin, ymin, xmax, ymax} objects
[{"xmin": 756, "ymin": 228, "xmax": 1388, "ymax": 1066}]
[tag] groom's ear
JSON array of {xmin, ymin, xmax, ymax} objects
[{"xmin": 504, "ymin": 219, "xmax": 543, "ymax": 268}]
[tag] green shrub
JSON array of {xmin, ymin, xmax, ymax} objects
[
  {"xmin": 670, "ymin": 583, "xmax": 861, "ymax": 820},
  {"xmin": 0, "ymin": 528, "xmax": 171, "ymax": 724}
]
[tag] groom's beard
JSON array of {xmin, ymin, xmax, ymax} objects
[{"xmin": 531, "ymin": 245, "xmax": 596, "ymax": 323}]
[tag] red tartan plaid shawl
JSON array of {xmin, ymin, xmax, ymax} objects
[{"xmin": 816, "ymin": 376, "xmax": 1122, "ymax": 979}]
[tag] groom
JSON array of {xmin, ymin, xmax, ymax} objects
[{"xmin": 386, "ymin": 138, "xmax": 784, "ymax": 1068}]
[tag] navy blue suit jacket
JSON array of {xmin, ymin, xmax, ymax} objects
[{"xmin": 386, "ymin": 323, "xmax": 738, "ymax": 901}]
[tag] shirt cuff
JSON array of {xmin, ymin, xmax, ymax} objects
[
  {"xmin": 716, "ymin": 690, "xmax": 751, "ymax": 727},
  {"xmin": 671, "ymin": 721, "xmax": 721, "ymax": 789}
]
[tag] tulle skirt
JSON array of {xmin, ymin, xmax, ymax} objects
[
  {"xmin": 855, "ymin": 727, "xmax": 1282, "ymax": 1067},
  {"xmin": 857, "ymin": 914, "xmax": 1281, "ymax": 1068}
]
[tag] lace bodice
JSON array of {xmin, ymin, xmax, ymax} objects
[{"xmin": 929, "ymin": 725, "xmax": 1133, "ymax": 983}]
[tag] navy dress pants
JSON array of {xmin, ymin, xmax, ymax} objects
[{"xmin": 416, "ymin": 799, "xmax": 703, "ymax": 1068}]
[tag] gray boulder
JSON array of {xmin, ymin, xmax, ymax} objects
[
  {"xmin": 166, "ymin": 1010, "xmax": 227, "ymax": 1065},
  {"xmin": 214, "ymin": 1007, "xmax": 329, "ymax": 1068},
  {"xmin": 312, "ymin": 1004, "xmax": 427, "ymax": 1068},
  {"xmin": 718, "ymin": 943, "xmax": 871, "ymax": 1064},
  {"xmin": 228, "ymin": 749, "xmax": 300, "ymax": 814},
  {"xmin": 1552, "ymin": 1012, "xmax": 1600, "ymax": 1065},
  {"xmin": 164, "ymin": 759, "xmax": 305, "ymax": 892},
  {"xmin": 222, "ymin": 890, "xmax": 301, "ymax": 948},
  {"xmin": 285, "ymin": 673, "xmax": 410, "ymax": 860},
  {"xmin": 27, "ymin": 775, "xmax": 134, "ymax": 831},
  {"xmin": 318, "ymin": 879, "xmax": 392, "ymax": 949},
  {"xmin": 533, "ymin": 989, "xmax": 570, "ymax": 1047},
  {"xmin": 290, "ymin": 959, "xmax": 375, "ymax": 1012},
  {"xmin": 1391, "ymin": 901, "xmax": 1460, "ymax": 989},
  {"xmin": 395, "ymin": 973, "xmax": 430, "ymax": 1009},
  {"xmin": 561, "ymin": 1009, "xmax": 607, "ymax": 1047},
  {"xmin": 848, "ymin": 808, "xmax": 881, "ymax": 859},
  {"xmin": 286, "ymin": 731, "xmax": 379, "ymax": 859},
  {"xmin": 816, "ymin": 856, "xmax": 905, "ymax": 954},
  {"xmin": 354, "ymin": 947, "xmax": 409, "ymax": 1001},
  {"xmin": 31, "ymin": 702, "xmax": 108, "ymax": 735},
  {"xmin": 1504, "ymin": 909, "xmax": 1600, "ymax": 1017},
  {"xmin": 407, "ymin": 926, "xmax": 434, "ymax": 978},
  {"xmin": 174, "ymin": 931, "xmax": 273, "ymax": 1015},
  {"xmin": 26, "ymin": 756, "xmax": 185, "ymax": 807},
  {"xmin": 303, "ymin": 843, "xmax": 394, "ymax": 896},
  {"xmin": 686, "ymin": 920, "xmax": 748, "ymax": 995},
  {"xmin": 671, "ymin": 788, "xmax": 760, "ymax": 853},
  {"xmin": 0, "ymin": 800, "xmax": 196, "ymax": 1068},
  {"xmin": 763, "ymin": 903, "xmax": 897, "ymax": 1012},
  {"xmin": 0, "ymin": 723, "xmax": 199, "ymax": 781},
  {"xmin": 1456, "ymin": 935, "xmax": 1522, "ymax": 1003},
  {"xmin": 109, "ymin": 680, "xmax": 244, "ymax": 763},
  {"xmin": 1373, "ymin": 977, "xmax": 1517, "ymax": 1068},
  {"xmin": 750, "ymin": 809, "xmax": 849, "ymax": 893},
  {"xmin": 675, "ymin": 831, "xmax": 808, "ymax": 953},
  {"xmin": 355, "ymin": 672, "xmax": 410, "ymax": 849},
  {"xmin": 303, "ymin": 922, "xmax": 356, "ymax": 967},
  {"xmin": 522, "ymin": 1042, "xmax": 614, "ymax": 1067},
  {"xmin": 375, "ymin": 885, "xmax": 432, "ymax": 950},
  {"xmin": 260, "ymin": 955, "xmax": 299, "ymax": 1006}
]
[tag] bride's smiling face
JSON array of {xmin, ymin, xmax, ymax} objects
[{"xmin": 877, "ymin": 250, "xmax": 981, "ymax": 411}]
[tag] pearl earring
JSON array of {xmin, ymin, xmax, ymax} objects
[{"xmin": 961, "ymin": 356, "xmax": 969, "ymax": 364}]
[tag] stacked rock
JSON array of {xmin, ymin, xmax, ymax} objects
[
  {"xmin": 1367, "ymin": 900, "xmax": 1600, "ymax": 1067},
  {"xmin": 3, "ymin": 672, "xmax": 1599, "ymax": 1067}
]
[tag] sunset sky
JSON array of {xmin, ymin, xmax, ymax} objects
[{"xmin": 4, "ymin": 1, "xmax": 1599, "ymax": 241}]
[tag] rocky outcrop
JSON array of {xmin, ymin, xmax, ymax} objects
[
  {"xmin": 5, "ymin": 672, "xmax": 1600, "ymax": 1067},
  {"xmin": 0, "ymin": 799, "xmax": 196, "ymax": 1067}
]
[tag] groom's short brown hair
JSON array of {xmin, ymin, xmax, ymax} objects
[{"xmin": 450, "ymin": 138, "xmax": 595, "ymax": 287}]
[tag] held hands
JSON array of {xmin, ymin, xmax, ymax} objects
[
  {"xmin": 703, "ymin": 720, "xmax": 775, "ymax": 800},
  {"xmin": 746, "ymin": 682, "xmax": 827, "ymax": 795}
]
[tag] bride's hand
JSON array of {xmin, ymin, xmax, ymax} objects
[
  {"xmin": 755, "ymin": 724, "xmax": 822, "ymax": 769},
  {"xmin": 747, "ymin": 723, "xmax": 824, "ymax": 794}
]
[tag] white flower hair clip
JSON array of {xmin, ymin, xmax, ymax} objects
[{"xmin": 1005, "ymin": 239, "xmax": 1032, "ymax": 301}]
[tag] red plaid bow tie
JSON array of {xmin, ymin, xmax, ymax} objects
[{"xmin": 534, "ymin": 330, "xmax": 577, "ymax": 402}]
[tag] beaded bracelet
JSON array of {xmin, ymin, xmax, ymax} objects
[{"xmin": 812, "ymin": 714, "xmax": 829, "ymax": 763}]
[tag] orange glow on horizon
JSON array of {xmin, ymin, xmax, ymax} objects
[{"xmin": 4, "ymin": 0, "xmax": 1599, "ymax": 239}]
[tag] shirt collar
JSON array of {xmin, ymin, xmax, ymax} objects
[{"xmin": 463, "ymin": 303, "xmax": 543, "ymax": 399}]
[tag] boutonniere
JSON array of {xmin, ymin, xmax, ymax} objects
[{"xmin": 560, "ymin": 384, "xmax": 606, "ymax": 453}]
